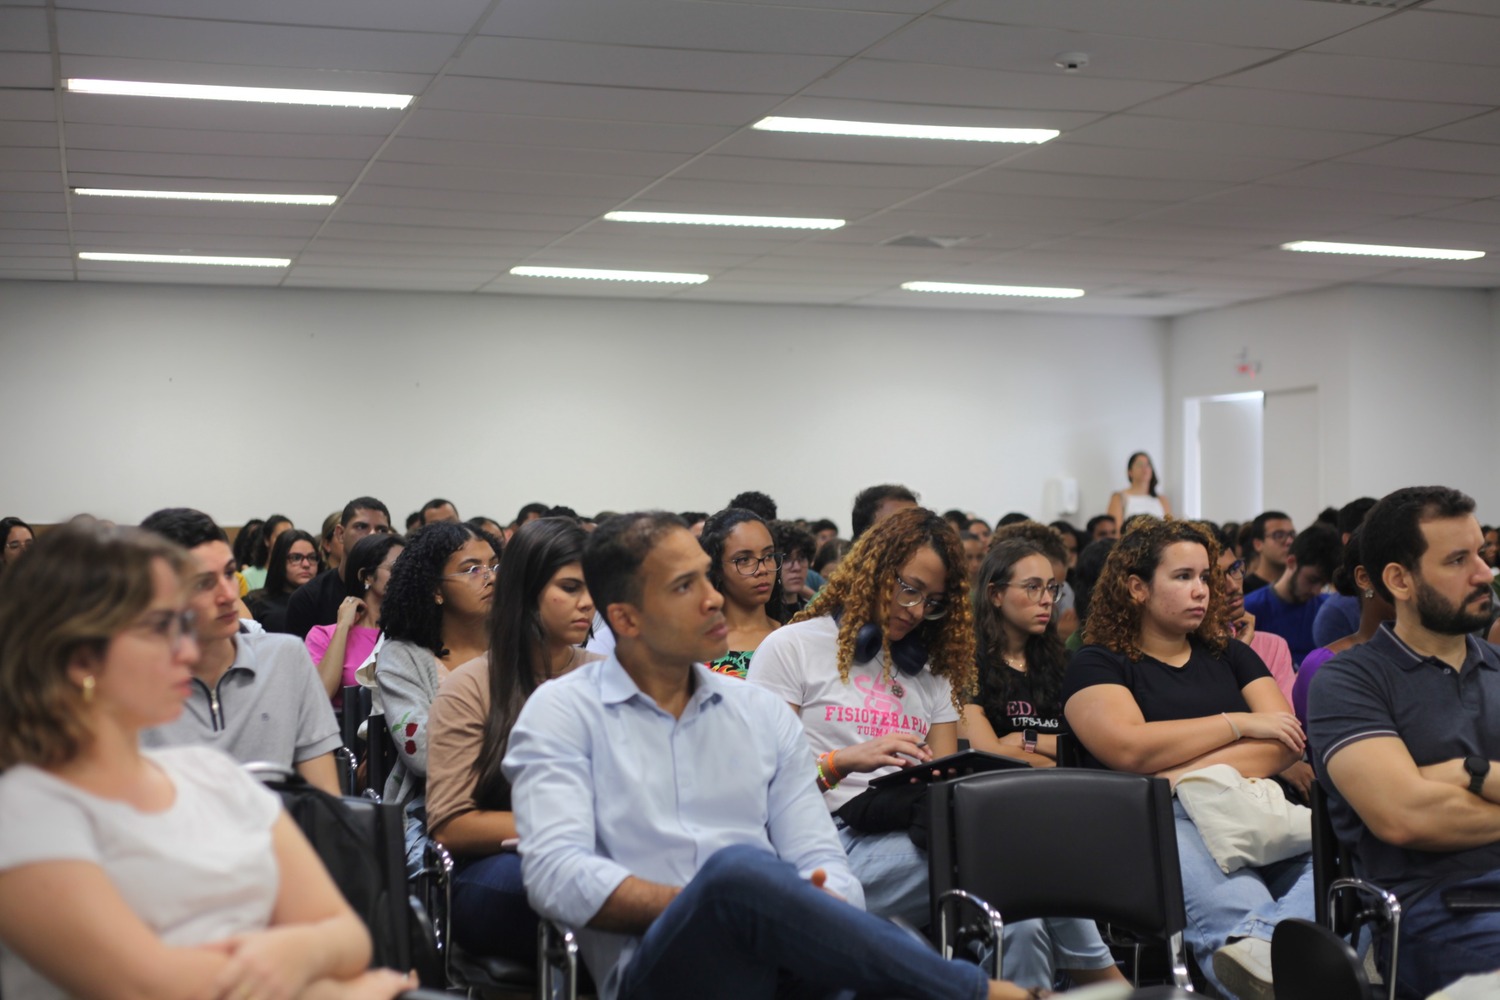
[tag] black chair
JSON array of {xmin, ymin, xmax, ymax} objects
[
  {"xmin": 928, "ymin": 768, "xmax": 1192, "ymax": 990},
  {"xmin": 1271, "ymin": 918, "xmax": 1369, "ymax": 1000},
  {"xmin": 365, "ymin": 712, "xmax": 399, "ymax": 801},
  {"xmin": 1309, "ymin": 781, "xmax": 1402, "ymax": 1000}
]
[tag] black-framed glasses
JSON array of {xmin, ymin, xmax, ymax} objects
[
  {"xmin": 1267, "ymin": 530, "xmax": 1295, "ymax": 543},
  {"xmin": 729, "ymin": 552, "xmax": 782, "ymax": 576},
  {"xmin": 444, "ymin": 562, "xmax": 499, "ymax": 582},
  {"xmin": 894, "ymin": 573, "xmax": 950, "ymax": 620},
  {"xmin": 997, "ymin": 580, "xmax": 1063, "ymax": 603},
  {"xmin": 1224, "ymin": 559, "xmax": 1245, "ymax": 581},
  {"xmin": 285, "ymin": 553, "xmax": 319, "ymax": 566},
  {"xmin": 782, "ymin": 552, "xmax": 809, "ymax": 568}
]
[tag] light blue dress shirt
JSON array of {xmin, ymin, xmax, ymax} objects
[{"xmin": 503, "ymin": 654, "xmax": 863, "ymax": 1000}]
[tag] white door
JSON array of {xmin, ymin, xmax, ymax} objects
[
  {"xmin": 1196, "ymin": 395, "xmax": 1264, "ymax": 524},
  {"xmin": 1262, "ymin": 387, "xmax": 1321, "ymax": 529}
]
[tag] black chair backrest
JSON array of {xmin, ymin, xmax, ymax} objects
[
  {"xmin": 253, "ymin": 768, "xmax": 412, "ymax": 972},
  {"xmin": 366, "ymin": 712, "xmax": 398, "ymax": 797},
  {"xmin": 1271, "ymin": 917, "xmax": 1369, "ymax": 1000},
  {"xmin": 342, "ymin": 683, "xmax": 373, "ymax": 751},
  {"xmin": 1310, "ymin": 779, "xmax": 1359, "ymax": 931},
  {"xmin": 929, "ymin": 768, "xmax": 1185, "ymax": 938},
  {"xmin": 1054, "ymin": 732, "xmax": 1084, "ymax": 768}
]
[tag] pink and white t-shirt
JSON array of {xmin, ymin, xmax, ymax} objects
[
  {"xmin": 746, "ymin": 615, "xmax": 959, "ymax": 812},
  {"xmin": 305, "ymin": 624, "xmax": 380, "ymax": 706}
]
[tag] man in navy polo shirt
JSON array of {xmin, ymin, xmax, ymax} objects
[{"xmin": 1308, "ymin": 485, "xmax": 1500, "ymax": 998}]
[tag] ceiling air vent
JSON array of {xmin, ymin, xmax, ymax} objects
[{"xmin": 880, "ymin": 234, "xmax": 983, "ymax": 249}]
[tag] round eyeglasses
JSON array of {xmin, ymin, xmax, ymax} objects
[
  {"xmin": 894, "ymin": 573, "xmax": 949, "ymax": 620},
  {"xmin": 729, "ymin": 552, "xmax": 783, "ymax": 576}
]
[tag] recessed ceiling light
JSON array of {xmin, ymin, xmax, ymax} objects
[
  {"xmin": 753, "ymin": 116, "xmax": 1058, "ymax": 144},
  {"xmin": 604, "ymin": 211, "xmax": 844, "ymax": 230},
  {"xmin": 1280, "ymin": 240, "xmax": 1484, "ymax": 261},
  {"xmin": 79, "ymin": 252, "xmax": 291, "ymax": 267},
  {"xmin": 64, "ymin": 78, "xmax": 412, "ymax": 110},
  {"xmin": 75, "ymin": 188, "xmax": 336, "ymax": 206},
  {"xmin": 901, "ymin": 281, "xmax": 1084, "ymax": 298},
  {"xmin": 509, "ymin": 266, "xmax": 709, "ymax": 284}
]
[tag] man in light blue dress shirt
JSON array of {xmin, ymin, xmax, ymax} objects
[{"xmin": 504, "ymin": 512, "xmax": 1024, "ymax": 1000}]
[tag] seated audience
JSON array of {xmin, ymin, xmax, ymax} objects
[
  {"xmin": 305, "ymin": 532, "xmax": 404, "ymax": 702},
  {"xmin": 245, "ymin": 528, "xmax": 319, "ymax": 634},
  {"xmin": 727, "ymin": 490, "xmax": 777, "ymax": 522},
  {"xmin": 772, "ymin": 519, "xmax": 817, "ymax": 618},
  {"xmin": 850, "ymin": 483, "xmax": 918, "ymax": 539},
  {"xmin": 230, "ymin": 517, "xmax": 264, "ymax": 585},
  {"xmin": 1311, "ymin": 497, "xmax": 1378, "ymax": 647},
  {"xmin": 960, "ymin": 530, "xmax": 985, "ymax": 585},
  {"xmin": 699, "ymin": 508, "xmax": 782, "ymax": 679},
  {"xmin": 1292, "ymin": 526, "xmax": 1393, "ymax": 729},
  {"xmin": 285, "ymin": 496, "xmax": 394, "ymax": 639},
  {"xmin": 375, "ymin": 521, "xmax": 500, "ymax": 863},
  {"xmin": 139, "ymin": 508, "xmax": 341, "ymax": 795},
  {"xmin": 1086, "ymin": 514, "xmax": 1118, "ymax": 541},
  {"xmin": 0, "ymin": 517, "xmax": 34, "ymax": 571},
  {"xmin": 1063, "ymin": 517, "xmax": 1311, "ymax": 998},
  {"xmin": 319, "ymin": 510, "xmax": 343, "ymax": 573},
  {"xmin": 420, "ymin": 498, "xmax": 460, "ymax": 525},
  {"xmin": 241, "ymin": 513, "xmax": 292, "ymax": 592},
  {"xmin": 811, "ymin": 518, "xmax": 839, "ymax": 547},
  {"xmin": 1308, "ymin": 486, "xmax": 1500, "ymax": 999},
  {"xmin": 1243, "ymin": 524, "xmax": 1340, "ymax": 666},
  {"xmin": 813, "ymin": 537, "xmax": 851, "ymax": 580},
  {"xmin": 427, "ymin": 518, "xmax": 601, "ymax": 964},
  {"xmin": 1107, "ymin": 451, "xmax": 1172, "ymax": 525},
  {"xmin": 0, "ymin": 522, "xmax": 412, "ymax": 1000},
  {"xmin": 503, "ymin": 510, "xmax": 1034, "ymax": 1000},
  {"xmin": 993, "ymin": 520, "xmax": 1079, "ymax": 641},
  {"xmin": 967, "ymin": 517, "xmax": 992, "ymax": 546},
  {"xmin": 1242, "ymin": 511, "xmax": 1295, "ymax": 594}
]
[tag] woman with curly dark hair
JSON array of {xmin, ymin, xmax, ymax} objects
[
  {"xmin": 699, "ymin": 507, "xmax": 783, "ymax": 678},
  {"xmin": 746, "ymin": 508, "xmax": 979, "ymax": 939},
  {"xmin": 1062, "ymin": 517, "xmax": 1311, "ymax": 999},
  {"xmin": 374, "ymin": 521, "xmax": 500, "ymax": 867}
]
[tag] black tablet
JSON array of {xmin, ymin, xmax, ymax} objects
[{"xmin": 867, "ymin": 748, "xmax": 1032, "ymax": 788}]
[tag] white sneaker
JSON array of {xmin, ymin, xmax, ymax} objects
[{"xmin": 1213, "ymin": 937, "xmax": 1275, "ymax": 1000}]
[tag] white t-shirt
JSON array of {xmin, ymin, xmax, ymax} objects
[
  {"xmin": 0, "ymin": 746, "xmax": 281, "ymax": 1000},
  {"xmin": 746, "ymin": 616, "xmax": 959, "ymax": 811}
]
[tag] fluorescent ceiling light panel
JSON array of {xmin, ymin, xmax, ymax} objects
[
  {"xmin": 604, "ymin": 211, "xmax": 844, "ymax": 230},
  {"xmin": 1280, "ymin": 240, "xmax": 1484, "ymax": 261},
  {"xmin": 64, "ymin": 78, "xmax": 412, "ymax": 110},
  {"xmin": 753, "ymin": 116, "xmax": 1058, "ymax": 144},
  {"xmin": 79, "ymin": 252, "xmax": 290, "ymax": 267},
  {"xmin": 75, "ymin": 188, "xmax": 335, "ymax": 206},
  {"xmin": 510, "ymin": 266, "xmax": 708, "ymax": 284},
  {"xmin": 901, "ymin": 281, "xmax": 1084, "ymax": 298}
]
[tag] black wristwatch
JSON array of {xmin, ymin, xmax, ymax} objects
[
  {"xmin": 1464, "ymin": 756, "xmax": 1490, "ymax": 796},
  {"xmin": 1022, "ymin": 728, "xmax": 1038, "ymax": 754}
]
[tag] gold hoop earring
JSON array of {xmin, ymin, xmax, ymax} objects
[{"xmin": 81, "ymin": 675, "xmax": 95, "ymax": 703}]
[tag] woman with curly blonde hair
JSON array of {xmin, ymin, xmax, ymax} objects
[{"xmin": 1062, "ymin": 517, "xmax": 1312, "ymax": 1000}]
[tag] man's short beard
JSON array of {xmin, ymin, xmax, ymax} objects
[{"xmin": 1415, "ymin": 578, "xmax": 1492, "ymax": 636}]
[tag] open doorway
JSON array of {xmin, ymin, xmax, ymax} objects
[{"xmin": 1184, "ymin": 391, "xmax": 1264, "ymax": 523}]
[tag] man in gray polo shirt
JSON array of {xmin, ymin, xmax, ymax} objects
[
  {"xmin": 1308, "ymin": 485, "xmax": 1500, "ymax": 998},
  {"xmin": 139, "ymin": 508, "xmax": 342, "ymax": 793}
]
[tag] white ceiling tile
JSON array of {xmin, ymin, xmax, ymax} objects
[
  {"xmin": 705, "ymin": 129, "xmax": 1027, "ymax": 168},
  {"xmin": 1206, "ymin": 183, "xmax": 1469, "ymax": 217},
  {"xmin": 1424, "ymin": 110, "xmax": 1500, "ymax": 145},
  {"xmin": 933, "ymin": 0, "xmax": 1387, "ymax": 48},
  {"xmin": 56, "ymin": 0, "xmax": 495, "ymax": 33},
  {"xmin": 478, "ymin": 0, "xmax": 915, "ymax": 56},
  {"xmin": 72, "ymin": 231, "xmax": 308, "ymax": 252},
  {"xmin": 870, "ymin": 17, "xmax": 1277, "ymax": 83},
  {"xmin": 61, "ymin": 93, "xmax": 406, "ymax": 135},
  {"xmin": 452, "ymin": 38, "xmax": 844, "ymax": 94},
  {"xmin": 1220, "ymin": 52, "xmax": 1500, "ymax": 107},
  {"xmin": 1060, "ymin": 115, "xmax": 1387, "ymax": 160},
  {"xmin": 1, "ymin": 147, "xmax": 58, "ymax": 171},
  {"xmin": 0, "ymin": 90, "xmax": 55, "ymax": 121},
  {"xmin": 1004, "ymin": 143, "xmax": 1305, "ymax": 183},
  {"xmin": 1, "ymin": 122, "xmax": 60, "ymax": 146},
  {"xmin": 377, "ymin": 136, "xmax": 689, "ymax": 176},
  {"xmin": 1134, "ymin": 85, "xmax": 1484, "ymax": 135},
  {"xmin": 1, "ymin": 169, "xmax": 66, "ymax": 192},
  {"xmin": 421, "ymin": 76, "xmax": 779, "ymax": 126},
  {"xmin": 67, "ymin": 210, "xmax": 325, "ymax": 238},
  {"xmin": 399, "ymin": 110, "xmax": 733, "ymax": 152},
  {"xmin": 949, "ymin": 169, "xmax": 1232, "ymax": 201},
  {"xmin": 0, "ymin": 7, "xmax": 51, "ymax": 50},
  {"xmin": 0, "ymin": 212, "xmax": 68, "ymax": 231},
  {"xmin": 65, "ymin": 149, "xmax": 365, "ymax": 183},
  {"xmin": 1310, "ymin": 11, "xmax": 1500, "ymax": 67},
  {"xmin": 0, "ymin": 53, "xmax": 52, "ymax": 88},
  {"xmin": 79, "ymin": 267, "xmax": 285, "ymax": 285},
  {"xmin": 772, "ymin": 96, "xmax": 1104, "ymax": 132},
  {"xmin": 0, "ymin": 191, "xmax": 66, "ymax": 212},
  {"xmin": 671, "ymin": 154, "xmax": 969, "ymax": 189},
  {"xmin": 1342, "ymin": 138, "xmax": 1500, "ymax": 177},
  {"xmin": 1423, "ymin": 0, "xmax": 1500, "ymax": 13},
  {"xmin": 629, "ymin": 176, "xmax": 908, "ymax": 214},
  {"xmin": 1338, "ymin": 217, "xmax": 1500, "ymax": 250},
  {"xmin": 897, "ymin": 190, "xmax": 1159, "ymax": 223},
  {"xmin": 1272, "ymin": 161, "xmax": 1500, "ymax": 199},
  {"xmin": 1424, "ymin": 200, "xmax": 1500, "ymax": 225},
  {"xmin": 64, "ymin": 123, "xmax": 385, "ymax": 159},
  {"xmin": 359, "ymin": 161, "xmax": 648, "ymax": 199},
  {"xmin": 807, "ymin": 59, "xmax": 1181, "ymax": 111}
]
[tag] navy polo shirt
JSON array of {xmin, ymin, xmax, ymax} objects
[{"xmin": 1307, "ymin": 624, "xmax": 1500, "ymax": 898}]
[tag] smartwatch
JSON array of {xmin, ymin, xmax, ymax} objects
[
  {"xmin": 1022, "ymin": 728, "xmax": 1038, "ymax": 754},
  {"xmin": 1465, "ymin": 756, "xmax": 1490, "ymax": 796}
]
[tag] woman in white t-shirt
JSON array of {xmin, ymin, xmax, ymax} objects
[
  {"xmin": 0, "ymin": 524, "xmax": 412, "ymax": 1000},
  {"xmin": 1106, "ymin": 450, "xmax": 1172, "ymax": 527},
  {"xmin": 746, "ymin": 508, "xmax": 974, "ymax": 920}
]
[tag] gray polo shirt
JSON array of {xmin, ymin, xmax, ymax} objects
[
  {"xmin": 142, "ymin": 629, "xmax": 342, "ymax": 769},
  {"xmin": 1307, "ymin": 623, "xmax": 1500, "ymax": 898}
]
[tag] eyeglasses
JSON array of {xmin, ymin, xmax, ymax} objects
[
  {"xmin": 1224, "ymin": 559, "xmax": 1245, "ymax": 581},
  {"xmin": 285, "ymin": 553, "xmax": 319, "ymax": 566},
  {"xmin": 729, "ymin": 552, "xmax": 783, "ymax": 576},
  {"xmin": 1267, "ymin": 530, "xmax": 1295, "ymax": 543},
  {"xmin": 132, "ymin": 609, "xmax": 198, "ymax": 654},
  {"xmin": 997, "ymin": 580, "xmax": 1063, "ymax": 603},
  {"xmin": 444, "ymin": 562, "xmax": 499, "ymax": 582},
  {"xmin": 782, "ymin": 552, "xmax": 809, "ymax": 568},
  {"xmin": 4, "ymin": 539, "xmax": 32, "ymax": 552},
  {"xmin": 894, "ymin": 573, "xmax": 950, "ymax": 620}
]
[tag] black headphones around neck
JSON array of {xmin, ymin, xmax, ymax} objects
[{"xmin": 847, "ymin": 617, "xmax": 929, "ymax": 676}]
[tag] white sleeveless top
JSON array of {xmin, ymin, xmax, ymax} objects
[{"xmin": 1122, "ymin": 493, "xmax": 1166, "ymax": 520}]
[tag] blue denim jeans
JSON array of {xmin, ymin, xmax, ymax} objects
[
  {"xmin": 1387, "ymin": 869, "xmax": 1500, "ymax": 999},
  {"xmin": 451, "ymin": 851, "xmax": 539, "ymax": 964},
  {"xmin": 1172, "ymin": 799, "xmax": 1315, "ymax": 993},
  {"xmin": 839, "ymin": 828, "xmax": 1114, "ymax": 989},
  {"xmin": 616, "ymin": 845, "xmax": 989, "ymax": 1000}
]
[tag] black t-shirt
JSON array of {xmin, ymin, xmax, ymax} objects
[
  {"xmin": 1061, "ymin": 640, "xmax": 1271, "ymax": 766},
  {"xmin": 979, "ymin": 665, "xmax": 1065, "ymax": 737},
  {"xmin": 1242, "ymin": 572, "xmax": 1271, "ymax": 594},
  {"xmin": 283, "ymin": 569, "xmax": 346, "ymax": 639}
]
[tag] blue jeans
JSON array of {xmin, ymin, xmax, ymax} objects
[
  {"xmin": 1388, "ymin": 870, "xmax": 1500, "ymax": 999},
  {"xmin": 839, "ymin": 828, "xmax": 1114, "ymax": 989},
  {"xmin": 616, "ymin": 845, "xmax": 989, "ymax": 1000},
  {"xmin": 451, "ymin": 851, "xmax": 539, "ymax": 964},
  {"xmin": 1172, "ymin": 800, "xmax": 1315, "ymax": 993}
]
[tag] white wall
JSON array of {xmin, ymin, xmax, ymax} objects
[
  {"xmin": 1166, "ymin": 285, "xmax": 1498, "ymax": 526},
  {"xmin": 0, "ymin": 281, "xmax": 1168, "ymax": 530}
]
